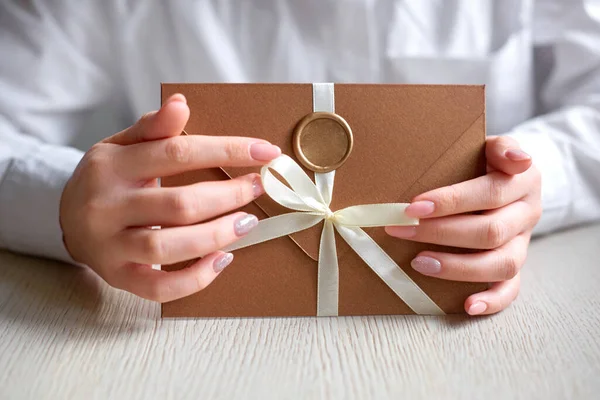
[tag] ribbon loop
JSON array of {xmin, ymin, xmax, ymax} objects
[
  {"xmin": 225, "ymin": 212, "xmax": 324, "ymax": 252},
  {"xmin": 333, "ymin": 204, "xmax": 417, "ymax": 227},
  {"xmin": 262, "ymin": 156, "xmax": 326, "ymax": 210}
]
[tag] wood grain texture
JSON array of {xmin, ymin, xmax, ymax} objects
[{"xmin": 1, "ymin": 224, "xmax": 599, "ymax": 400}]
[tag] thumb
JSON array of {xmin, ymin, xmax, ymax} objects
[
  {"xmin": 486, "ymin": 135, "xmax": 532, "ymax": 176},
  {"xmin": 104, "ymin": 94, "xmax": 190, "ymax": 146}
]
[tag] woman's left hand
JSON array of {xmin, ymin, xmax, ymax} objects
[{"xmin": 386, "ymin": 136, "xmax": 542, "ymax": 316}]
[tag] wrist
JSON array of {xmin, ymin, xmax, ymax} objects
[{"xmin": 58, "ymin": 177, "xmax": 82, "ymax": 264}]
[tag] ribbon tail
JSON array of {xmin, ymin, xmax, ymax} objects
[
  {"xmin": 224, "ymin": 213, "xmax": 323, "ymax": 252},
  {"xmin": 334, "ymin": 225, "xmax": 446, "ymax": 315},
  {"xmin": 317, "ymin": 220, "xmax": 339, "ymax": 317}
]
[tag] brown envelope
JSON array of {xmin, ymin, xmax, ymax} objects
[{"xmin": 160, "ymin": 83, "xmax": 488, "ymax": 317}]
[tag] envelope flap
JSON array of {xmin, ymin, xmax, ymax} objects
[{"xmin": 161, "ymin": 83, "xmax": 485, "ymax": 261}]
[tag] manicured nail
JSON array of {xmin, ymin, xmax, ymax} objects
[
  {"xmin": 467, "ymin": 302, "xmax": 488, "ymax": 316},
  {"xmin": 166, "ymin": 93, "xmax": 187, "ymax": 104},
  {"xmin": 213, "ymin": 252, "xmax": 234, "ymax": 273},
  {"xmin": 406, "ymin": 201, "xmax": 435, "ymax": 218},
  {"xmin": 411, "ymin": 256, "xmax": 442, "ymax": 274},
  {"xmin": 250, "ymin": 143, "xmax": 281, "ymax": 161},
  {"xmin": 505, "ymin": 149, "xmax": 531, "ymax": 161},
  {"xmin": 386, "ymin": 226, "xmax": 417, "ymax": 238},
  {"xmin": 252, "ymin": 176, "xmax": 264, "ymax": 198},
  {"xmin": 234, "ymin": 214, "xmax": 258, "ymax": 236}
]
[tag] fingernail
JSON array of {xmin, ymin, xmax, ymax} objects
[
  {"xmin": 213, "ymin": 252, "xmax": 234, "ymax": 273},
  {"xmin": 166, "ymin": 93, "xmax": 187, "ymax": 104},
  {"xmin": 386, "ymin": 226, "xmax": 417, "ymax": 238},
  {"xmin": 250, "ymin": 143, "xmax": 281, "ymax": 161},
  {"xmin": 406, "ymin": 201, "xmax": 435, "ymax": 218},
  {"xmin": 252, "ymin": 176, "xmax": 264, "ymax": 198},
  {"xmin": 505, "ymin": 149, "xmax": 531, "ymax": 161},
  {"xmin": 411, "ymin": 256, "xmax": 442, "ymax": 274},
  {"xmin": 467, "ymin": 302, "xmax": 488, "ymax": 316},
  {"xmin": 234, "ymin": 214, "xmax": 258, "ymax": 236}
]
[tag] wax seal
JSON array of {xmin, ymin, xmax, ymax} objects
[{"xmin": 293, "ymin": 112, "xmax": 353, "ymax": 173}]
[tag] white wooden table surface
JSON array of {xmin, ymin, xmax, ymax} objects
[{"xmin": 1, "ymin": 224, "xmax": 599, "ymax": 400}]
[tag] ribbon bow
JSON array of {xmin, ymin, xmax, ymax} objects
[{"xmin": 225, "ymin": 155, "xmax": 444, "ymax": 316}]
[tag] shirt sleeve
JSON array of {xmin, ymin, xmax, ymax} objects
[
  {"xmin": 0, "ymin": 1, "xmax": 117, "ymax": 262},
  {"xmin": 509, "ymin": 0, "xmax": 600, "ymax": 236}
]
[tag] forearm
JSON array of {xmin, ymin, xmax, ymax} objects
[
  {"xmin": 509, "ymin": 104, "xmax": 600, "ymax": 235},
  {"xmin": 0, "ymin": 117, "xmax": 82, "ymax": 262},
  {"xmin": 0, "ymin": 1, "xmax": 116, "ymax": 262}
]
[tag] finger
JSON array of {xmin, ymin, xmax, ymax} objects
[
  {"xmin": 406, "ymin": 171, "xmax": 532, "ymax": 219},
  {"xmin": 486, "ymin": 136, "xmax": 532, "ymax": 176},
  {"xmin": 464, "ymin": 273, "xmax": 521, "ymax": 315},
  {"xmin": 386, "ymin": 201, "xmax": 533, "ymax": 249},
  {"xmin": 119, "ymin": 212, "xmax": 259, "ymax": 265},
  {"xmin": 104, "ymin": 94, "xmax": 189, "ymax": 145},
  {"xmin": 116, "ymin": 135, "xmax": 281, "ymax": 181},
  {"xmin": 123, "ymin": 173, "xmax": 264, "ymax": 227},
  {"xmin": 113, "ymin": 251, "xmax": 234, "ymax": 303},
  {"xmin": 409, "ymin": 234, "xmax": 530, "ymax": 282}
]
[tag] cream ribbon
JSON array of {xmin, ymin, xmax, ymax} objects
[{"xmin": 225, "ymin": 155, "xmax": 445, "ymax": 316}]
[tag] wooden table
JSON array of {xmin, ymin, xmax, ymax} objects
[{"xmin": 1, "ymin": 224, "xmax": 599, "ymax": 399}]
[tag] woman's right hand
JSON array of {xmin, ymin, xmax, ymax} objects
[{"xmin": 59, "ymin": 94, "xmax": 281, "ymax": 302}]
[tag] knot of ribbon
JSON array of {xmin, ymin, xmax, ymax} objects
[{"xmin": 225, "ymin": 155, "xmax": 445, "ymax": 316}]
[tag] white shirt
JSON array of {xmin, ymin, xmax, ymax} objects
[{"xmin": 1, "ymin": 0, "xmax": 599, "ymax": 263}]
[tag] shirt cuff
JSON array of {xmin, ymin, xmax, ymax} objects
[
  {"xmin": 0, "ymin": 144, "xmax": 83, "ymax": 263},
  {"xmin": 507, "ymin": 129, "xmax": 571, "ymax": 236}
]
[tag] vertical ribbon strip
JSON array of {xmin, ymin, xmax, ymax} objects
[
  {"xmin": 312, "ymin": 83, "xmax": 339, "ymax": 316},
  {"xmin": 224, "ymin": 84, "xmax": 445, "ymax": 316}
]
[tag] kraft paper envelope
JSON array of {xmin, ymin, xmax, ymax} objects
[{"xmin": 160, "ymin": 83, "xmax": 488, "ymax": 317}]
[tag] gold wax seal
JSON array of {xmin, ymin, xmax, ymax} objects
[{"xmin": 293, "ymin": 112, "xmax": 353, "ymax": 173}]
